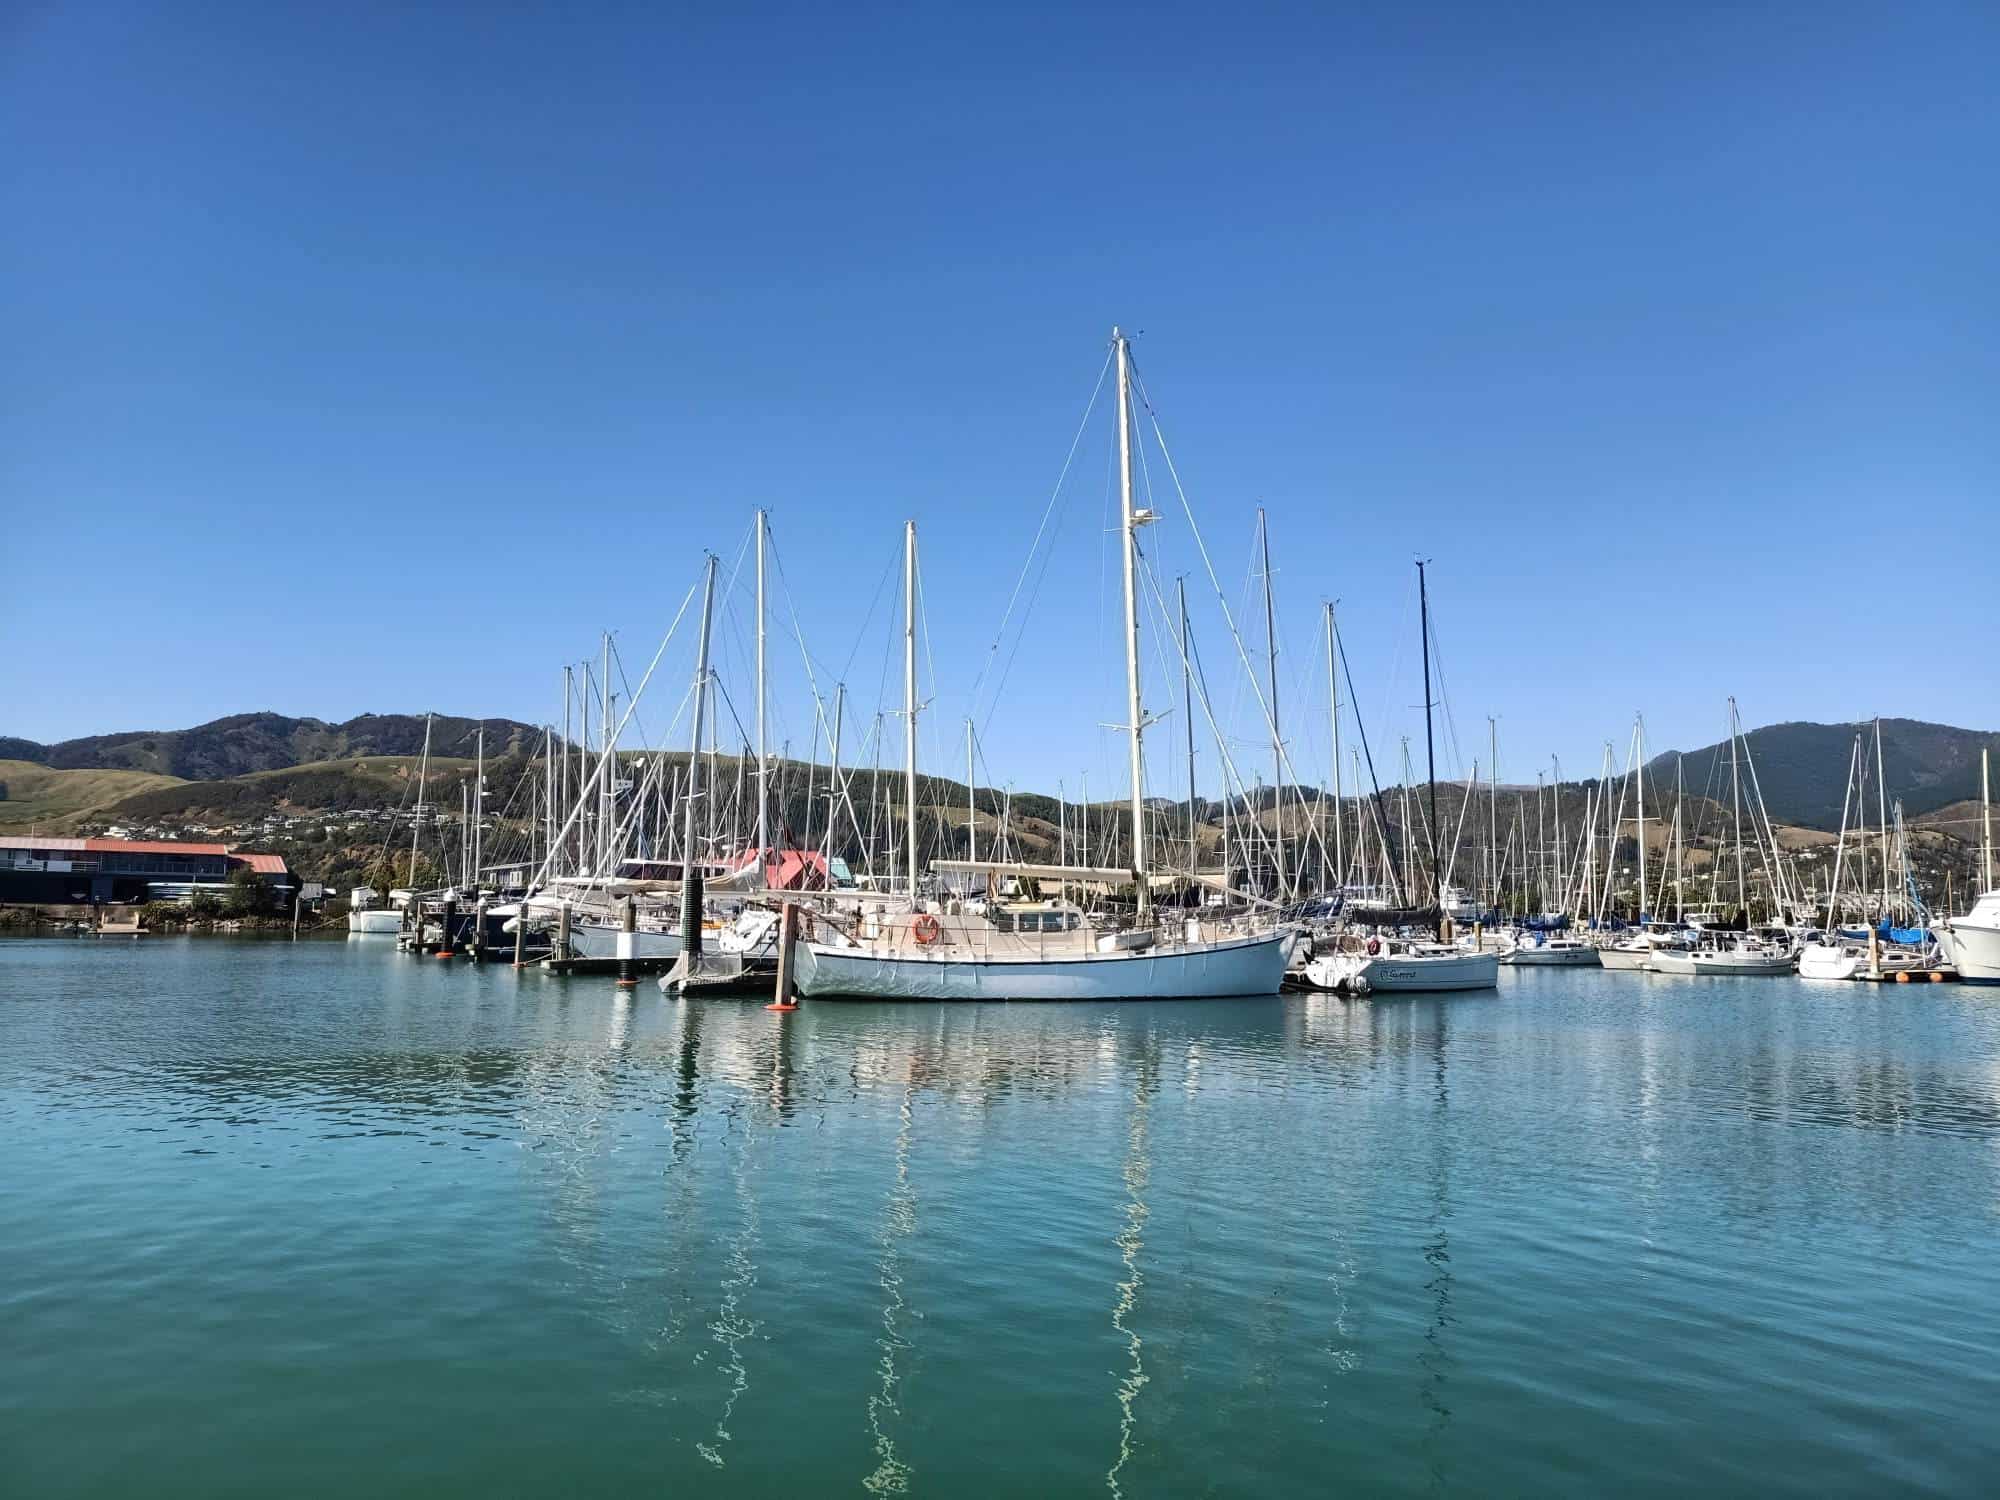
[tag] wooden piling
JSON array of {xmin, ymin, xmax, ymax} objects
[
  {"xmin": 767, "ymin": 902, "xmax": 801, "ymax": 1011},
  {"xmin": 512, "ymin": 902, "xmax": 528, "ymax": 967},
  {"xmin": 555, "ymin": 901, "xmax": 571, "ymax": 963},
  {"xmin": 471, "ymin": 897, "xmax": 487, "ymax": 963},
  {"xmin": 437, "ymin": 895, "xmax": 456, "ymax": 958}
]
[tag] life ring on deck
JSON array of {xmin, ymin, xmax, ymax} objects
[
  {"xmin": 1365, "ymin": 936, "xmax": 1381, "ymax": 956},
  {"xmin": 911, "ymin": 913, "xmax": 943, "ymax": 946}
]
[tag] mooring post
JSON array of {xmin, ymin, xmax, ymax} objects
[
  {"xmin": 616, "ymin": 896, "xmax": 638, "ymax": 987},
  {"xmin": 512, "ymin": 902, "xmax": 528, "ymax": 967},
  {"xmin": 768, "ymin": 902, "xmax": 801, "ymax": 1011},
  {"xmin": 471, "ymin": 896, "xmax": 487, "ymax": 963},
  {"xmin": 437, "ymin": 894, "xmax": 456, "ymax": 958},
  {"xmin": 555, "ymin": 900, "xmax": 571, "ymax": 969}
]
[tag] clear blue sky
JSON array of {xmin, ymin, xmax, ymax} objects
[{"xmin": 4, "ymin": 2, "xmax": 1994, "ymax": 801}]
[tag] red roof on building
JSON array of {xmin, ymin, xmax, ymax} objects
[
  {"xmin": 232, "ymin": 852, "xmax": 290, "ymax": 875},
  {"xmin": 83, "ymin": 838, "xmax": 230, "ymax": 856}
]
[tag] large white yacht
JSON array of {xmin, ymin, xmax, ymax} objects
[{"xmin": 1938, "ymin": 890, "xmax": 2000, "ymax": 983}]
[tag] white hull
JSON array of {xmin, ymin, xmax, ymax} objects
[
  {"xmin": 1652, "ymin": 949, "xmax": 1794, "ymax": 977},
  {"xmin": 1939, "ymin": 909, "xmax": 2000, "ymax": 983},
  {"xmin": 346, "ymin": 910, "xmax": 401, "ymax": 935},
  {"xmin": 1354, "ymin": 950, "xmax": 1500, "ymax": 992},
  {"xmin": 795, "ymin": 930, "xmax": 1286, "ymax": 1001},
  {"xmin": 1797, "ymin": 944, "xmax": 1861, "ymax": 981},
  {"xmin": 1595, "ymin": 945, "xmax": 1654, "ymax": 971},
  {"xmin": 1503, "ymin": 944, "xmax": 1600, "ymax": 967},
  {"xmin": 565, "ymin": 924, "xmax": 684, "ymax": 961}
]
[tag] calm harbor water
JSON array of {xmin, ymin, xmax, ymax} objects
[{"xmin": 5, "ymin": 937, "xmax": 2000, "ymax": 1496}]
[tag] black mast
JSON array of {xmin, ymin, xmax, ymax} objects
[{"xmin": 1418, "ymin": 560, "xmax": 1439, "ymax": 904}]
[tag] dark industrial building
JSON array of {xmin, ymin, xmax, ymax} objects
[{"xmin": 0, "ymin": 837, "xmax": 295, "ymax": 905}]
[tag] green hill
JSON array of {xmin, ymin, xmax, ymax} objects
[
  {"xmin": 0, "ymin": 761, "xmax": 188, "ymax": 833},
  {"xmin": 103, "ymin": 755, "xmax": 491, "ymax": 824},
  {"xmin": 2, "ymin": 713, "xmax": 542, "ymax": 780},
  {"xmin": 1648, "ymin": 719, "xmax": 2000, "ymax": 831}
]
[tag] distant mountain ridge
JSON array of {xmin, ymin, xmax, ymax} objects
[
  {"xmin": 1, "ymin": 713, "xmax": 542, "ymax": 781},
  {"xmin": 7, "ymin": 712, "xmax": 1995, "ymax": 839},
  {"xmin": 1647, "ymin": 718, "xmax": 1999, "ymax": 831}
]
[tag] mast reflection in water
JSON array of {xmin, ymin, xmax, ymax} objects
[{"xmin": 6, "ymin": 940, "xmax": 2000, "ymax": 1495}]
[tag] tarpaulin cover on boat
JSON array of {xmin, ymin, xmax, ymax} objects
[{"xmin": 1346, "ymin": 904, "xmax": 1441, "ymax": 927}]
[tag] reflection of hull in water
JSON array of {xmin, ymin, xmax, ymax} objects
[
  {"xmin": 1355, "ymin": 951, "xmax": 1500, "ymax": 992},
  {"xmin": 795, "ymin": 931, "xmax": 1285, "ymax": 1001},
  {"xmin": 564, "ymin": 924, "xmax": 684, "ymax": 961}
]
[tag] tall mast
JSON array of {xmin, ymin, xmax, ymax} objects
[
  {"xmin": 1113, "ymin": 328, "xmax": 1150, "ymax": 911},
  {"xmin": 1400, "ymin": 741, "xmax": 1414, "ymax": 900},
  {"xmin": 1635, "ymin": 716, "xmax": 1648, "ymax": 921},
  {"xmin": 542, "ymin": 726, "xmax": 553, "ymax": 874},
  {"xmin": 755, "ymin": 508, "xmax": 769, "ymax": 866},
  {"xmin": 1181, "ymin": 577, "xmax": 1198, "ymax": 881},
  {"xmin": 408, "ymin": 712, "xmax": 431, "ymax": 889},
  {"xmin": 1983, "ymin": 747, "xmax": 1993, "ymax": 893},
  {"xmin": 1674, "ymin": 754, "xmax": 1685, "ymax": 919},
  {"xmin": 578, "ymin": 666, "xmax": 591, "ymax": 869},
  {"xmin": 1729, "ymin": 699, "xmax": 1748, "ymax": 918},
  {"xmin": 824, "ymin": 684, "xmax": 845, "ymax": 866},
  {"xmin": 1327, "ymin": 602, "xmax": 1344, "ymax": 891},
  {"xmin": 1259, "ymin": 508, "xmax": 1286, "ymax": 899},
  {"xmin": 903, "ymin": 520, "xmax": 920, "ymax": 900},
  {"xmin": 680, "ymin": 556, "xmax": 718, "ymax": 950},
  {"xmin": 600, "ymin": 633, "xmax": 613, "ymax": 877},
  {"xmin": 473, "ymin": 725, "xmax": 484, "ymax": 888},
  {"xmin": 1552, "ymin": 755, "xmax": 1565, "ymax": 914},
  {"xmin": 1536, "ymin": 773, "xmax": 1546, "ymax": 911},
  {"xmin": 559, "ymin": 669, "xmax": 572, "ymax": 873},
  {"xmin": 1873, "ymin": 717, "xmax": 1890, "ymax": 915},
  {"xmin": 1487, "ymin": 717, "xmax": 1498, "ymax": 911},
  {"xmin": 965, "ymin": 719, "xmax": 977, "ymax": 864},
  {"xmin": 1417, "ymin": 560, "xmax": 1439, "ymax": 902}
]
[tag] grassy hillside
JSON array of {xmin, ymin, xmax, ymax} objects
[
  {"xmin": 4, "ymin": 713, "xmax": 543, "ymax": 780},
  {"xmin": 105, "ymin": 755, "xmax": 489, "ymax": 823},
  {"xmin": 1648, "ymin": 719, "xmax": 2000, "ymax": 831},
  {"xmin": 0, "ymin": 760, "xmax": 187, "ymax": 833}
]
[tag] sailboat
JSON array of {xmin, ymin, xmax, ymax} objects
[
  {"xmin": 352, "ymin": 714, "xmax": 430, "ymax": 934},
  {"xmin": 1936, "ymin": 747, "xmax": 2000, "ymax": 983},
  {"xmin": 1301, "ymin": 561, "xmax": 1498, "ymax": 994},
  {"xmin": 794, "ymin": 331, "xmax": 1288, "ymax": 1002}
]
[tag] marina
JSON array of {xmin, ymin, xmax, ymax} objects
[{"xmin": 6, "ymin": 6, "xmax": 1998, "ymax": 1492}]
